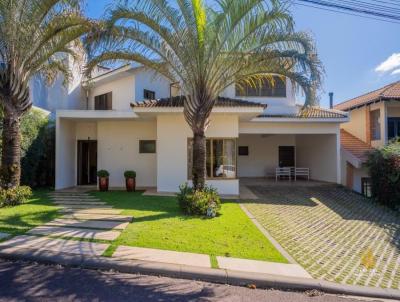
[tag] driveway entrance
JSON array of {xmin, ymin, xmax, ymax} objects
[{"xmin": 241, "ymin": 179, "xmax": 400, "ymax": 289}]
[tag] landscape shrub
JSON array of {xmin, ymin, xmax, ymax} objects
[
  {"xmin": 177, "ymin": 183, "xmax": 221, "ymax": 217},
  {"xmin": 0, "ymin": 186, "xmax": 32, "ymax": 207},
  {"xmin": 365, "ymin": 139, "xmax": 400, "ymax": 208},
  {"xmin": 124, "ymin": 170, "xmax": 136, "ymax": 178},
  {"xmin": 97, "ymin": 170, "xmax": 110, "ymax": 178},
  {"xmin": 0, "ymin": 108, "xmax": 55, "ymax": 188}
]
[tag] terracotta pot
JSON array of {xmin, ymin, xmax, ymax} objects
[
  {"xmin": 99, "ymin": 177, "xmax": 109, "ymax": 192},
  {"xmin": 126, "ymin": 177, "xmax": 136, "ymax": 192}
]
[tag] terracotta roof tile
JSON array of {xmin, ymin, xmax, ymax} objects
[
  {"xmin": 340, "ymin": 129, "xmax": 374, "ymax": 162},
  {"xmin": 334, "ymin": 81, "xmax": 400, "ymax": 111},
  {"xmin": 131, "ymin": 96, "xmax": 266, "ymax": 108},
  {"xmin": 258, "ymin": 106, "xmax": 347, "ymax": 119}
]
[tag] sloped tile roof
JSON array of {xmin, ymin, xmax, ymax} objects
[
  {"xmin": 131, "ymin": 96, "xmax": 266, "ymax": 108},
  {"xmin": 340, "ymin": 129, "xmax": 374, "ymax": 162},
  {"xmin": 258, "ymin": 106, "xmax": 347, "ymax": 119},
  {"xmin": 334, "ymin": 81, "xmax": 400, "ymax": 111}
]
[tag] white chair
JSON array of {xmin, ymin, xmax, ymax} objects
[
  {"xmin": 275, "ymin": 167, "xmax": 291, "ymax": 181},
  {"xmin": 294, "ymin": 168, "xmax": 310, "ymax": 181}
]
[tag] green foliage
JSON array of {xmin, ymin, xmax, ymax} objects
[
  {"xmin": 177, "ymin": 183, "xmax": 221, "ymax": 217},
  {"xmin": 0, "ymin": 186, "xmax": 32, "ymax": 207},
  {"xmin": 97, "ymin": 170, "xmax": 110, "ymax": 178},
  {"xmin": 0, "ymin": 108, "xmax": 55, "ymax": 188},
  {"xmin": 366, "ymin": 141, "xmax": 400, "ymax": 207},
  {"xmin": 124, "ymin": 170, "xmax": 136, "ymax": 178}
]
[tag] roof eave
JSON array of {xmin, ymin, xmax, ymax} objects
[{"xmin": 251, "ymin": 117, "xmax": 349, "ymax": 123}]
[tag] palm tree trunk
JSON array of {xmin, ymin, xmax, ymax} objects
[
  {"xmin": 192, "ymin": 129, "xmax": 206, "ymax": 191},
  {"xmin": 1, "ymin": 109, "xmax": 21, "ymax": 188}
]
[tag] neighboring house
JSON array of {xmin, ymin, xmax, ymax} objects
[
  {"xmin": 334, "ymin": 81, "xmax": 400, "ymax": 195},
  {"xmin": 55, "ymin": 64, "xmax": 349, "ymax": 195}
]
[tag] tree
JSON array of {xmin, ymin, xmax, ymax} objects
[
  {"xmin": 0, "ymin": 0, "xmax": 91, "ymax": 188},
  {"xmin": 86, "ymin": 0, "xmax": 322, "ymax": 190}
]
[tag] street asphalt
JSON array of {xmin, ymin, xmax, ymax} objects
[{"xmin": 0, "ymin": 259, "xmax": 381, "ymax": 302}]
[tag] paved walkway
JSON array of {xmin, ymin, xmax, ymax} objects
[{"xmin": 241, "ymin": 182, "xmax": 400, "ymax": 289}]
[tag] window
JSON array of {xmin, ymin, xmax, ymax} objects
[
  {"xmin": 144, "ymin": 89, "xmax": 155, "ymax": 100},
  {"xmin": 388, "ymin": 118, "xmax": 400, "ymax": 140},
  {"xmin": 361, "ymin": 177, "xmax": 372, "ymax": 198},
  {"xmin": 235, "ymin": 76, "xmax": 286, "ymax": 97},
  {"xmin": 94, "ymin": 92, "xmax": 112, "ymax": 110},
  {"xmin": 187, "ymin": 138, "xmax": 237, "ymax": 179},
  {"xmin": 139, "ymin": 140, "xmax": 156, "ymax": 153},
  {"xmin": 370, "ymin": 110, "xmax": 381, "ymax": 140},
  {"xmin": 238, "ymin": 146, "xmax": 249, "ymax": 156}
]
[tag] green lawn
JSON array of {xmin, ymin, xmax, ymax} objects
[
  {"xmin": 92, "ymin": 191, "xmax": 287, "ymax": 265},
  {"xmin": 0, "ymin": 190, "xmax": 59, "ymax": 236}
]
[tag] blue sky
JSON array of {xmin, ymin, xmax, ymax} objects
[{"xmin": 84, "ymin": 1, "xmax": 400, "ymax": 108}]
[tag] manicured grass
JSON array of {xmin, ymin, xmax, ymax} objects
[
  {"xmin": 0, "ymin": 190, "xmax": 59, "ymax": 236},
  {"xmin": 92, "ymin": 191, "xmax": 287, "ymax": 264}
]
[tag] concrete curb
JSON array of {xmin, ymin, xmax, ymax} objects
[{"xmin": 0, "ymin": 248, "xmax": 400, "ymax": 300}]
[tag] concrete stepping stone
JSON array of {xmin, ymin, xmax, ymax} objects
[
  {"xmin": 53, "ymin": 200, "xmax": 107, "ymax": 205},
  {"xmin": 113, "ymin": 246, "xmax": 211, "ymax": 268},
  {"xmin": 61, "ymin": 213, "xmax": 133, "ymax": 222},
  {"xmin": 44, "ymin": 219, "xmax": 129, "ymax": 230},
  {"xmin": 28, "ymin": 226, "xmax": 120, "ymax": 241},
  {"xmin": 0, "ymin": 232, "xmax": 10, "ymax": 240},
  {"xmin": 216, "ymin": 256, "xmax": 312, "ymax": 279},
  {"xmin": 56, "ymin": 204, "xmax": 113, "ymax": 209},
  {"xmin": 51, "ymin": 197, "xmax": 100, "ymax": 201},
  {"xmin": 60, "ymin": 208, "xmax": 122, "ymax": 215},
  {"xmin": 0, "ymin": 235, "xmax": 109, "ymax": 256}
]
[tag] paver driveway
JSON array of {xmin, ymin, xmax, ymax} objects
[{"xmin": 242, "ymin": 182, "xmax": 400, "ymax": 289}]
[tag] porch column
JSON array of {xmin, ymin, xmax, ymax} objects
[{"xmin": 336, "ymin": 130, "xmax": 341, "ymax": 184}]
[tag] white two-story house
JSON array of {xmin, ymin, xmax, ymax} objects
[{"xmin": 55, "ymin": 64, "xmax": 348, "ymax": 195}]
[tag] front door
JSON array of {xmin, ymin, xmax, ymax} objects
[
  {"xmin": 77, "ymin": 140, "xmax": 97, "ymax": 185},
  {"xmin": 279, "ymin": 146, "xmax": 295, "ymax": 167}
]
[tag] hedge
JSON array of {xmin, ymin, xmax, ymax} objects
[{"xmin": 365, "ymin": 139, "xmax": 400, "ymax": 208}]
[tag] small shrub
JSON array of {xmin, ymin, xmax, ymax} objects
[
  {"xmin": 97, "ymin": 170, "xmax": 109, "ymax": 178},
  {"xmin": 365, "ymin": 140, "xmax": 400, "ymax": 208},
  {"xmin": 177, "ymin": 183, "xmax": 221, "ymax": 217},
  {"xmin": 0, "ymin": 186, "xmax": 32, "ymax": 207},
  {"xmin": 124, "ymin": 170, "xmax": 136, "ymax": 178}
]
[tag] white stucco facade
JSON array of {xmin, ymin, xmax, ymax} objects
[{"xmin": 55, "ymin": 65, "xmax": 348, "ymax": 195}]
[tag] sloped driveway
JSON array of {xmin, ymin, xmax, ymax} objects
[{"xmin": 241, "ymin": 182, "xmax": 400, "ymax": 289}]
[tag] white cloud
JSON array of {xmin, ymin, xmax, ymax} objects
[
  {"xmin": 375, "ymin": 53, "xmax": 400, "ymax": 73},
  {"xmin": 391, "ymin": 68, "xmax": 400, "ymax": 75}
]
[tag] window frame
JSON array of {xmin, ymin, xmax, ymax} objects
[
  {"xmin": 94, "ymin": 92, "xmax": 112, "ymax": 110},
  {"xmin": 370, "ymin": 109, "xmax": 381, "ymax": 141},
  {"xmin": 139, "ymin": 140, "xmax": 156, "ymax": 154},
  {"xmin": 361, "ymin": 177, "xmax": 372, "ymax": 198},
  {"xmin": 388, "ymin": 117, "xmax": 400, "ymax": 140},
  {"xmin": 235, "ymin": 76, "xmax": 286, "ymax": 98},
  {"xmin": 238, "ymin": 146, "xmax": 249, "ymax": 156},
  {"xmin": 143, "ymin": 89, "xmax": 156, "ymax": 100},
  {"xmin": 187, "ymin": 138, "xmax": 237, "ymax": 180}
]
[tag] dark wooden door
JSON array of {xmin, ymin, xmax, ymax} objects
[
  {"xmin": 278, "ymin": 146, "xmax": 295, "ymax": 167},
  {"xmin": 77, "ymin": 141, "xmax": 97, "ymax": 185}
]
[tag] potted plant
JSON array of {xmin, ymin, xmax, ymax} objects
[
  {"xmin": 97, "ymin": 170, "xmax": 109, "ymax": 192},
  {"xmin": 124, "ymin": 170, "xmax": 136, "ymax": 192}
]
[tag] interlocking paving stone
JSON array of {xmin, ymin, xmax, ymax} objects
[
  {"xmin": 60, "ymin": 208, "xmax": 122, "ymax": 215},
  {"xmin": 0, "ymin": 232, "xmax": 10, "ymax": 240},
  {"xmin": 61, "ymin": 213, "xmax": 133, "ymax": 222},
  {"xmin": 44, "ymin": 219, "xmax": 129, "ymax": 230},
  {"xmin": 242, "ymin": 184, "xmax": 400, "ymax": 289},
  {"xmin": 217, "ymin": 256, "xmax": 312, "ymax": 278},
  {"xmin": 0, "ymin": 235, "xmax": 109, "ymax": 256},
  {"xmin": 28, "ymin": 226, "xmax": 120, "ymax": 240},
  {"xmin": 113, "ymin": 246, "xmax": 211, "ymax": 268}
]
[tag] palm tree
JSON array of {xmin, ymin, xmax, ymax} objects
[
  {"xmin": 86, "ymin": 0, "xmax": 322, "ymax": 191},
  {"xmin": 0, "ymin": 0, "xmax": 91, "ymax": 188}
]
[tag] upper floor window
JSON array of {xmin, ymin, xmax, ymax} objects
[
  {"xmin": 139, "ymin": 140, "xmax": 156, "ymax": 153},
  {"xmin": 144, "ymin": 89, "xmax": 155, "ymax": 100},
  {"xmin": 370, "ymin": 109, "xmax": 381, "ymax": 140},
  {"xmin": 235, "ymin": 76, "xmax": 286, "ymax": 98},
  {"xmin": 94, "ymin": 92, "xmax": 112, "ymax": 110}
]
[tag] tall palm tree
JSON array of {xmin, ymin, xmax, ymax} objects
[
  {"xmin": 0, "ymin": 0, "xmax": 91, "ymax": 188},
  {"xmin": 86, "ymin": 0, "xmax": 322, "ymax": 191}
]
